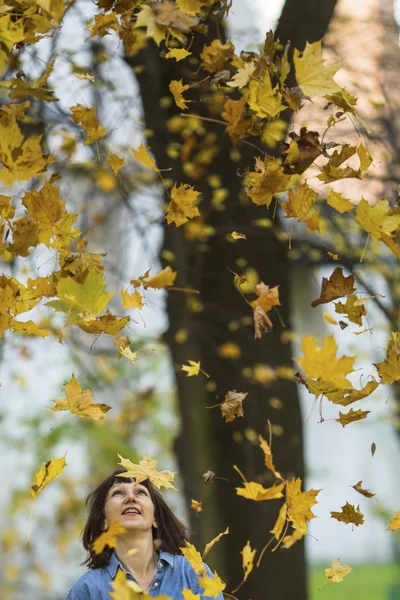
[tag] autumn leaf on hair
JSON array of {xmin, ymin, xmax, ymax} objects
[
  {"xmin": 51, "ymin": 375, "xmax": 111, "ymax": 420},
  {"xmin": 331, "ymin": 502, "xmax": 364, "ymax": 526},
  {"xmin": 132, "ymin": 142, "xmax": 160, "ymax": 171},
  {"xmin": 141, "ymin": 267, "xmax": 177, "ymax": 289},
  {"xmin": 203, "ymin": 527, "xmax": 229, "ymax": 558},
  {"xmin": 220, "ymin": 390, "xmax": 247, "ymax": 422},
  {"xmin": 236, "ymin": 481, "xmax": 285, "ymax": 501},
  {"xmin": 336, "ymin": 408, "xmax": 370, "ymax": 427},
  {"xmin": 31, "ymin": 455, "xmax": 67, "ymax": 497},
  {"xmin": 182, "ymin": 360, "xmax": 200, "ymax": 376},
  {"xmin": 294, "ymin": 40, "xmax": 340, "ymax": 98},
  {"xmin": 180, "ymin": 541, "xmax": 206, "ymax": 575},
  {"xmin": 70, "ymin": 104, "xmax": 106, "ymax": 145},
  {"xmin": 165, "ymin": 183, "xmax": 201, "ymax": 226},
  {"xmin": 170, "ymin": 80, "xmax": 191, "ymax": 109},
  {"xmin": 356, "ymin": 198, "xmax": 400, "ymax": 241},
  {"xmin": 286, "ymin": 478, "xmax": 320, "ymax": 534},
  {"xmin": 117, "ymin": 454, "xmax": 177, "ymax": 490},
  {"xmin": 258, "ymin": 434, "xmax": 282, "ymax": 480},
  {"xmin": 325, "ymin": 559, "xmax": 352, "ymax": 584},
  {"xmin": 352, "ymin": 481, "xmax": 375, "ymax": 499},
  {"xmin": 92, "ymin": 520, "xmax": 127, "ymax": 554},
  {"xmin": 388, "ymin": 511, "xmax": 400, "ymax": 532},
  {"xmin": 198, "ymin": 571, "xmax": 226, "ymax": 598},
  {"xmin": 311, "ymin": 267, "xmax": 355, "ymax": 308}
]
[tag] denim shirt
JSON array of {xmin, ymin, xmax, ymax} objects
[{"xmin": 66, "ymin": 551, "xmax": 224, "ymax": 600}]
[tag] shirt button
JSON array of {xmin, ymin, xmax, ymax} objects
[{"xmin": 154, "ymin": 582, "xmax": 159, "ymax": 587}]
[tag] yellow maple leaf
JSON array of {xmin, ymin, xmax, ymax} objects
[
  {"xmin": 191, "ymin": 499, "xmax": 202, "ymax": 513},
  {"xmin": 335, "ymin": 294, "xmax": 366, "ymax": 326},
  {"xmin": 220, "ymin": 390, "xmax": 247, "ymax": 423},
  {"xmin": 117, "ymin": 454, "xmax": 177, "ymax": 490},
  {"xmin": 198, "ymin": 572, "xmax": 226, "ymax": 597},
  {"xmin": 296, "ymin": 335, "xmax": 355, "ymax": 389},
  {"xmin": 283, "ymin": 184, "xmax": 318, "ymax": 222},
  {"xmin": 352, "ymin": 481, "xmax": 375, "ymax": 498},
  {"xmin": 241, "ymin": 540, "xmax": 256, "ymax": 581},
  {"xmin": 87, "ymin": 11, "xmax": 119, "ymax": 38},
  {"xmin": 230, "ymin": 231, "xmax": 246, "ymax": 240},
  {"xmin": 226, "ymin": 61, "xmax": 256, "ymax": 89},
  {"xmin": 336, "ymin": 408, "xmax": 370, "ymax": 427},
  {"xmin": 142, "ymin": 266, "xmax": 177, "ymax": 289},
  {"xmin": 70, "ymin": 104, "xmax": 106, "ymax": 145},
  {"xmin": 51, "ymin": 375, "xmax": 111, "ymax": 420},
  {"xmin": 258, "ymin": 434, "xmax": 282, "ymax": 479},
  {"xmin": 11, "ymin": 319, "xmax": 50, "ymax": 337},
  {"xmin": 182, "ymin": 590, "xmax": 200, "ymax": 600},
  {"xmin": 21, "ymin": 181, "xmax": 67, "ymax": 246},
  {"xmin": 108, "ymin": 153, "xmax": 125, "ymax": 174},
  {"xmin": 77, "ymin": 313, "xmax": 129, "ymax": 336},
  {"xmin": 375, "ymin": 353, "xmax": 400, "ymax": 384},
  {"xmin": 236, "ymin": 481, "xmax": 285, "ymax": 501},
  {"xmin": 121, "ymin": 288, "xmax": 144, "ymax": 310},
  {"xmin": 245, "ymin": 157, "xmax": 291, "ymax": 207},
  {"xmin": 203, "ymin": 527, "xmax": 229, "ymax": 558},
  {"xmin": 282, "ymin": 529, "xmax": 304, "ymax": 549},
  {"xmin": 176, "ymin": 0, "xmax": 208, "ymax": 15},
  {"xmin": 169, "ymin": 79, "xmax": 191, "ymax": 109},
  {"xmin": 248, "ymin": 70, "xmax": 285, "ymax": 119},
  {"xmin": 31, "ymin": 455, "xmax": 67, "ymax": 497},
  {"xmin": 165, "ymin": 183, "xmax": 201, "ymax": 226},
  {"xmin": 356, "ymin": 198, "xmax": 400, "ymax": 241},
  {"xmin": 325, "ymin": 559, "xmax": 352, "ymax": 583},
  {"xmin": 109, "ymin": 568, "xmax": 143, "ymax": 600},
  {"xmin": 182, "ymin": 360, "xmax": 201, "ymax": 376},
  {"xmin": 286, "ymin": 478, "xmax": 320, "ymax": 534},
  {"xmin": 92, "ymin": 520, "xmax": 127, "ymax": 554},
  {"xmin": 165, "ymin": 48, "xmax": 192, "ymax": 61},
  {"xmin": 388, "ymin": 511, "xmax": 400, "ymax": 532},
  {"xmin": 180, "ymin": 541, "xmax": 205, "ymax": 575},
  {"xmin": 327, "ymin": 189, "xmax": 355, "ymax": 213},
  {"xmin": 331, "ymin": 502, "xmax": 364, "ymax": 526},
  {"xmin": 200, "ymin": 39, "xmax": 234, "ymax": 73},
  {"xmin": 115, "ymin": 336, "xmax": 137, "ymax": 364},
  {"xmin": 132, "ymin": 142, "xmax": 159, "ymax": 171},
  {"xmin": 294, "ymin": 40, "xmax": 340, "ymax": 97},
  {"xmin": 133, "ymin": 5, "xmax": 166, "ymax": 46},
  {"xmin": 311, "ymin": 267, "xmax": 355, "ymax": 308},
  {"xmin": 270, "ymin": 502, "xmax": 287, "ymax": 540}
]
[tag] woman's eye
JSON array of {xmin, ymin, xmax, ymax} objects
[
  {"xmin": 136, "ymin": 490, "xmax": 146, "ymax": 495},
  {"xmin": 112, "ymin": 490, "xmax": 123, "ymax": 496}
]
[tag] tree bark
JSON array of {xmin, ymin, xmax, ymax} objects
[{"xmin": 126, "ymin": 2, "xmax": 338, "ymax": 597}]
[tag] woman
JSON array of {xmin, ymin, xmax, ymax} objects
[{"xmin": 66, "ymin": 469, "xmax": 224, "ymax": 599}]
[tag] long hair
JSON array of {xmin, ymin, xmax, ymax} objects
[{"xmin": 82, "ymin": 468, "xmax": 189, "ymax": 569}]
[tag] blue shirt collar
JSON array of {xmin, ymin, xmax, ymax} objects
[{"xmin": 107, "ymin": 550, "xmax": 174, "ymax": 578}]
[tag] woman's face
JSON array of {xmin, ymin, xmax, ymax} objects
[{"xmin": 104, "ymin": 479, "xmax": 155, "ymax": 532}]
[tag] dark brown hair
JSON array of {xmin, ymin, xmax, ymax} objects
[{"xmin": 82, "ymin": 468, "xmax": 189, "ymax": 569}]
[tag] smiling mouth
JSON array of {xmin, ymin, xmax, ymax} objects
[{"xmin": 122, "ymin": 508, "xmax": 141, "ymax": 515}]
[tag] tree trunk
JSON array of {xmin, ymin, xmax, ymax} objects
[{"xmin": 126, "ymin": 2, "xmax": 338, "ymax": 597}]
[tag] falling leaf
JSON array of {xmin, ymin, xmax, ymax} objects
[
  {"xmin": 258, "ymin": 434, "xmax": 282, "ymax": 479},
  {"xmin": 388, "ymin": 511, "xmax": 400, "ymax": 531},
  {"xmin": 270, "ymin": 503, "xmax": 288, "ymax": 540},
  {"xmin": 226, "ymin": 61, "xmax": 256, "ymax": 89},
  {"xmin": 236, "ymin": 481, "xmax": 285, "ymax": 501},
  {"xmin": 335, "ymin": 294, "xmax": 366, "ymax": 326},
  {"xmin": 203, "ymin": 470, "xmax": 215, "ymax": 483},
  {"xmin": 371, "ymin": 442, "xmax": 376, "ymax": 457},
  {"xmin": 92, "ymin": 520, "xmax": 127, "ymax": 554},
  {"xmin": 311, "ymin": 267, "xmax": 355, "ymax": 308},
  {"xmin": 325, "ymin": 559, "xmax": 352, "ymax": 583},
  {"xmin": 142, "ymin": 267, "xmax": 177, "ymax": 289},
  {"xmin": 250, "ymin": 283, "xmax": 280, "ymax": 339},
  {"xmin": 121, "ymin": 289, "xmax": 144, "ymax": 310},
  {"xmin": 327, "ymin": 189, "xmax": 355, "ymax": 213},
  {"xmin": 220, "ymin": 390, "xmax": 248, "ymax": 422},
  {"xmin": 331, "ymin": 502, "xmax": 364, "ymax": 526},
  {"xmin": 203, "ymin": 527, "xmax": 229, "ymax": 558},
  {"xmin": 165, "ymin": 48, "xmax": 192, "ymax": 61},
  {"xmin": 115, "ymin": 336, "xmax": 137, "ymax": 364},
  {"xmin": 294, "ymin": 40, "xmax": 340, "ymax": 97},
  {"xmin": 230, "ymin": 231, "xmax": 246, "ymax": 240},
  {"xmin": 117, "ymin": 454, "xmax": 177, "ymax": 490},
  {"xmin": 245, "ymin": 157, "xmax": 291, "ymax": 207},
  {"xmin": 132, "ymin": 142, "xmax": 159, "ymax": 171},
  {"xmin": 182, "ymin": 590, "xmax": 200, "ymax": 600},
  {"xmin": 323, "ymin": 312, "xmax": 338, "ymax": 325},
  {"xmin": 352, "ymin": 481, "xmax": 375, "ymax": 498},
  {"xmin": 336, "ymin": 408, "xmax": 370, "ymax": 427},
  {"xmin": 282, "ymin": 529, "xmax": 304, "ymax": 549},
  {"xmin": 109, "ymin": 568, "xmax": 143, "ymax": 599},
  {"xmin": 182, "ymin": 360, "xmax": 201, "ymax": 376},
  {"xmin": 51, "ymin": 375, "xmax": 111, "ymax": 420},
  {"xmin": 248, "ymin": 70, "xmax": 285, "ymax": 119},
  {"xmin": 375, "ymin": 353, "xmax": 400, "ymax": 384},
  {"xmin": 77, "ymin": 313, "xmax": 129, "ymax": 336},
  {"xmin": 31, "ymin": 455, "xmax": 67, "ymax": 497},
  {"xmin": 198, "ymin": 571, "xmax": 226, "ymax": 597},
  {"xmin": 282, "ymin": 184, "xmax": 318, "ymax": 222},
  {"xmin": 286, "ymin": 479, "xmax": 320, "ymax": 534},
  {"xmin": 218, "ymin": 342, "xmax": 241, "ymax": 358},
  {"xmin": 200, "ymin": 39, "xmax": 234, "ymax": 73},
  {"xmin": 180, "ymin": 541, "xmax": 205, "ymax": 575},
  {"xmin": 87, "ymin": 11, "xmax": 119, "ymax": 38},
  {"xmin": 191, "ymin": 499, "xmax": 202, "ymax": 513},
  {"xmin": 296, "ymin": 335, "xmax": 354, "ymax": 389},
  {"xmin": 356, "ymin": 198, "xmax": 400, "ymax": 241},
  {"xmin": 165, "ymin": 183, "xmax": 201, "ymax": 226},
  {"xmin": 74, "ymin": 71, "xmax": 96, "ymax": 82},
  {"xmin": 70, "ymin": 104, "xmax": 106, "ymax": 145},
  {"xmin": 108, "ymin": 153, "xmax": 125, "ymax": 174},
  {"xmin": 169, "ymin": 79, "xmax": 191, "ymax": 109}
]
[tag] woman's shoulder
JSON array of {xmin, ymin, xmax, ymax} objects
[{"xmin": 67, "ymin": 566, "xmax": 109, "ymax": 599}]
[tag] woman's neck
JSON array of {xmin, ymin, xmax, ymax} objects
[{"xmin": 115, "ymin": 533, "xmax": 158, "ymax": 578}]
